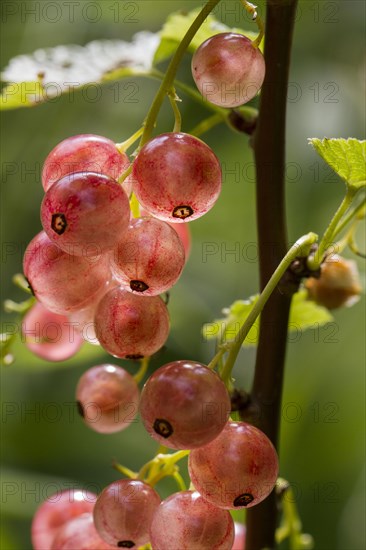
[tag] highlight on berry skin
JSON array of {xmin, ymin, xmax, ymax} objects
[{"xmin": 42, "ymin": 134, "xmax": 130, "ymax": 192}]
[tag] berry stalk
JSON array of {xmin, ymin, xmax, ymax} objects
[
  {"xmin": 139, "ymin": 0, "xmax": 222, "ymax": 147},
  {"xmin": 220, "ymin": 233, "xmax": 317, "ymax": 385},
  {"xmin": 246, "ymin": 1, "xmax": 299, "ymax": 548}
]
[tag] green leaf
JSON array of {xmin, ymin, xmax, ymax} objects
[
  {"xmin": 0, "ymin": 82, "xmax": 44, "ymax": 110},
  {"xmin": 1, "ymin": 8, "xmax": 261, "ymax": 110},
  {"xmin": 203, "ymin": 290, "xmax": 333, "ymax": 347},
  {"xmin": 309, "ymin": 138, "xmax": 366, "ymax": 190},
  {"xmin": 289, "ymin": 290, "xmax": 333, "ymax": 332},
  {"xmin": 1, "ymin": 32, "xmax": 160, "ymax": 110},
  {"xmin": 154, "ymin": 8, "xmax": 259, "ymax": 64}
]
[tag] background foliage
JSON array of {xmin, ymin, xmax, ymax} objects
[{"xmin": 1, "ymin": 1, "xmax": 365, "ymax": 549}]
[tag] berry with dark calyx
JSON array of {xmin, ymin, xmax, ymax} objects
[
  {"xmin": 41, "ymin": 172, "xmax": 130, "ymax": 256},
  {"xmin": 305, "ymin": 254, "xmax": 362, "ymax": 309},
  {"xmin": 50, "ymin": 513, "xmax": 115, "ymax": 550},
  {"xmin": 139, "ymin": 360, "xmax": 231, "ymax": 449},
  {"xmin": 188, "ymin": 421, "xmax": 279, "ymax": 509},
  {"xmin": 111, "ymin": 217, "xmax": 185, "ymax": 296},
  {"xmin": 149, "ymin": 490, "xmax": 235, "ymax": 550},
  {"xmin": 192, "ymin": 33, "xmax": 265, "ymax": 108},
  {"xmin": 31, "ymin": 489, "xmax": 97, "ymax": 550},
  {"xmin": 23, "ymin": 231, "xmax": 110, "ymax": 315},
  {"xmin": 22, "ymin": 302, "xmax": 83, "ymax": 361},
  {"xmin": 76, "ymin": 364, "xmax": 139, "ymax": 434},
  {"xmin": 42, "ymin": 134, "xmax": 129, "ymax": 191},
  {"xmin": 94, "ymin": 286, "xmax": 170, "ymax": 358},
  {"xmin": 132, "ymin": 133, "xmax": 221, "ymax": 222},
  {"xmin": 93, "ymin": 479, "xmax": 160, "ymax": 548}
]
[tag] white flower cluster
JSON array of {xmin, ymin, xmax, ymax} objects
[{"xmin": 1, "ymin": 31, "xmax": 160, "ymax": 94}]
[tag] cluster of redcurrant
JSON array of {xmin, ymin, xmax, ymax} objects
[
  {"xmin": 31, "ymin": 487, "xmax": 246, "ymax": 550},
  {"xmin": 23, "ymin": 129, "xmax": 219, "ymax": 360},
  {"xmin": 24, "ymin": 31, "xmax": 273, "ymax": 550}
]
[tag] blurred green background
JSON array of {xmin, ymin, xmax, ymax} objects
[{"xmin": 1, "ymin": 1, "xmax": 365, "ymax": 549}]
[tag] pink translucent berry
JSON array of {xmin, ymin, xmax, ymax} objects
[
  {"xmin": 139, "ymin": 360, "xmax": 231, "ymax": 449},
  {"xmin": 69, "ymin": 278, "xmax": 118, "ymax": 345},
  {"xmin": 22, "ymin": 302, "xmax": 83, "ymax": 361},
  {"xmin": 23, "ymin": 231, "xmax": 110, "ymax": 315},
  {"xmin": 171, "ymin": 222, "xmax": 191, "ymax": 260},
  {"xmin": 93, "ymin": 479, "xmax": 161, "ymax": 547},
  {"xmin": 140, "ymin": 207, "xmax": 192, "ymax": 261},
  {"xmin": 132, "ymin": 133, "xmax": 222, "ymax": 222},
  {"xmin": 95, "ymin": 286, "xmax": 170, "ymax": 359},
  {"xmin": 50, "ymin": 513, "xmax": 115, "ymax": 550},
  {"xmin": 192, "ymin": 33, "xmax": 265, "ymax": 108},
  {"xmin": 76, "ymin": 364, "xmax": 139, "ymax": 434},
  {"xmin": 111, "ymin": 217, "xmax": 185, "ymax": 295},
  {"xmin": 149, "ymin": 490, "xmax": 234, "ymax": 550},
  {"xmin": 42, "ymin": 134, "xmax": 129, "ymax": 192},
  {"xmin": 41, "ymin": 172, "xmax": 130, "ymax": 256},
  {"xmin": 68, "ymin": 302, "xmax": 100, "ymax": 346},
  {"xmin": 31, "ymin": 489, "xmax": 97, "ymax": 550},
  {"xmin": 189, "ymin": 421, "xmax": 279, "ymax": 509}
]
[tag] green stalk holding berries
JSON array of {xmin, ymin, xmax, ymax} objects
[{"xmin": 219, "ymin": 232, "xmax": 318, "ymax": 385}]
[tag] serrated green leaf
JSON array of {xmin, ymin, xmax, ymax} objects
[
  {"xmin": 203, "ymin": 290, "xmax": 333, "ymax": 347},
  {"xmin": 154, "ymin": 8, "xmax": 259, "ymax": 65},
  {"xmin": 309, "ymin": 138, "xmax": 366, "ymax": 190}
]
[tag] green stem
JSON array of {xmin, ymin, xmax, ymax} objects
[
  {"xmin": 275, "ymin": 480, "xmax": 314, "ymax": 549},
  {"xmin": 331, "ymin": 196, "xmax": 365, "ymax": 239},
  {"xmin": 171, "ymin": 471, "xmax": 187, "ymax": 492},
  {"xmin": 220, "ymin": 233, "xmax": 317, "ymax": 385},
  {"xmin": 189, "ymin": 113, "xmax": 223, "ymax": 138},
  {"xmin": 116, "ymin": 126, "xmax": 144, "ymax": 152},
  {"xmin": 112, "ymin": 461, "xmax": 138, "ymax": 479},
  {"xmin": 168, "ymin": 88, "xmax": 182, "ymax": 133},
  {"xmin": 240, "ymin": 0, "xmax": 265, "ymax": 47},
  {"xmin": 139, "ymin": 0, "xmax": 222, "ymax": 147},
  {"xmin": 206, "ymin": 344, "xmax": 229, "ymax": 370},
  {"xmin": 138, "ymin": 449, "xmax": 189, "ymax": 481},
  {"xmin": 117, "ymin": 164, "xmax": 132, "ymax": 184},
  {"xmin": 150, "ymin": 69, "xmax": 226, "ymax": 116},
  {"xmin": 133, "ymin": 357, "xmax": 150, "ymax": 384},
  {"xmin": 307, "ymin": 188, "xmax": 357, "ymax": 270},
  {"xmin": 12, "ymin": 273, "xmax": 32, "ymax": 294},
  {"xmin": 129, "ymin": 192, "xmax": 140, "ymax": 218}
]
